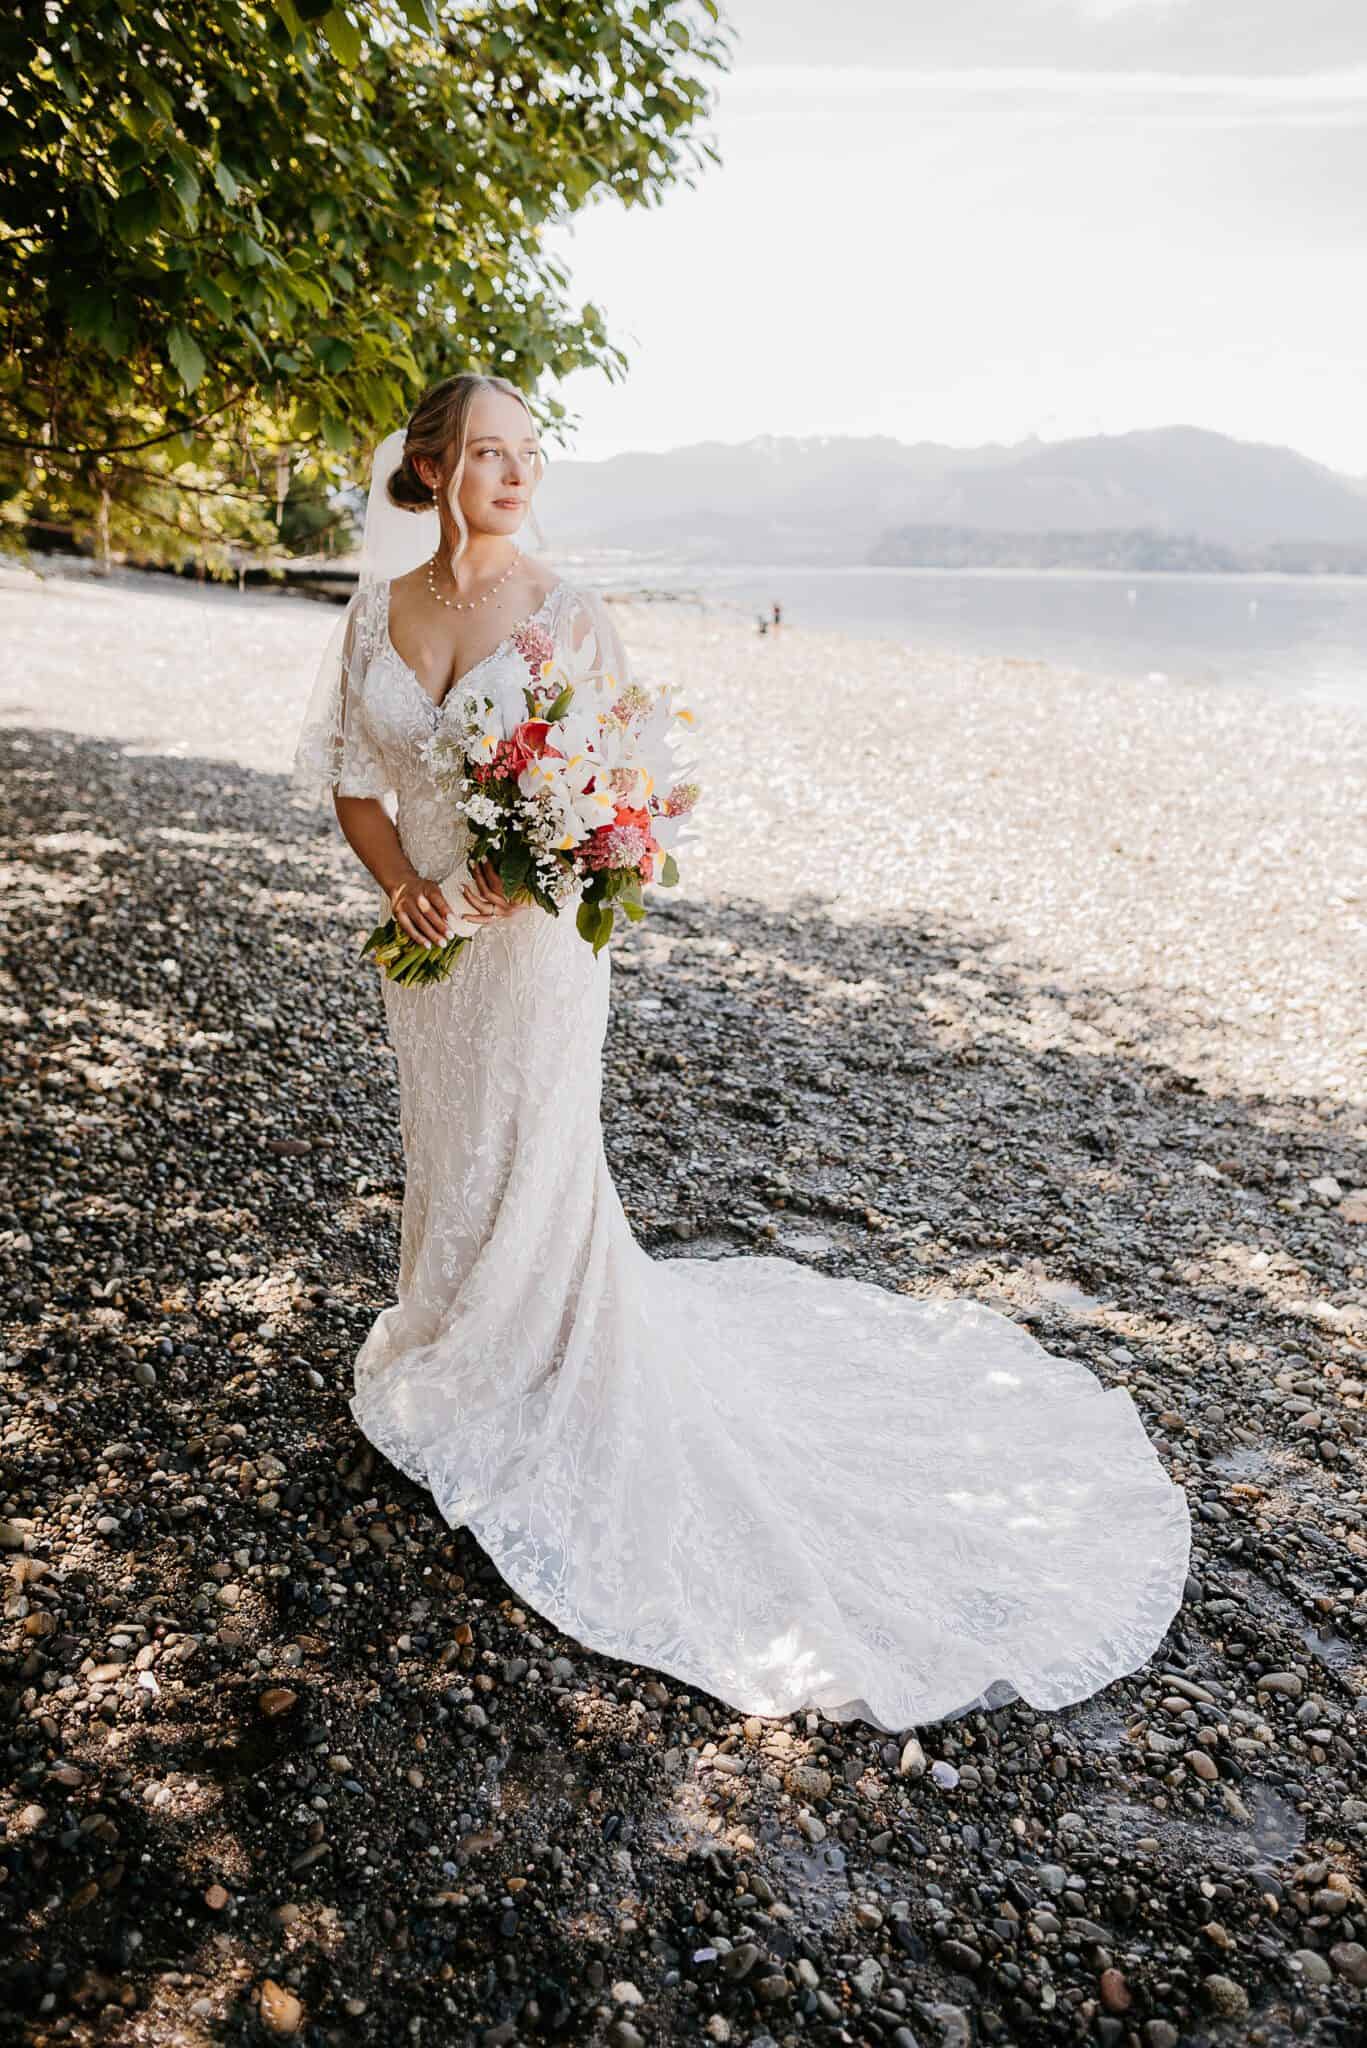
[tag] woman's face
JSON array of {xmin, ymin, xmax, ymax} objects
[{"xmin": 421, "ymin": 389, "xmax": 541, "ymax": 543}]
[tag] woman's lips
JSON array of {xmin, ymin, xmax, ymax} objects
[{"xmin": 494, "ymin": 498, "xmax": 522, "ymax": 507}]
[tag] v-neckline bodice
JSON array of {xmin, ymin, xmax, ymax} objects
[{"xmin": 381, "ymin": 577, "xmax": 565, "ymax": 716}]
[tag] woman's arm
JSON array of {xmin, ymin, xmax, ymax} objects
[
  {"xmin": 332, "ymin": 796, "xmax": 526, "ymax": 944},
  {"xmin": 333, "ymin": 794, "xmax": 453, "ymax": 947}
]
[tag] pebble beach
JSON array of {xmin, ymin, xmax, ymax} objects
[{"xmin": 2, "ymin": 558, "xmax": 1366, "ymax": 2046}]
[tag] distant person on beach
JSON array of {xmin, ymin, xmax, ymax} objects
[
  {"xmin": 756, "ymin": 612, "xmax": 768, "ymax": 635},
  {"xmin": 772, "ymin": 599, "xmax": 782, "ymax": 628}
]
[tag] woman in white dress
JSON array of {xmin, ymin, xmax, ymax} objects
[{"xmin": 291, "ymin": 372, "xmax": 1192, "ymax": 1733}]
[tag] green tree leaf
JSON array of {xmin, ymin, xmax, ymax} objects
[
  {"xmin": 167, "ymin": 325, "xmax": 207, "ymax": 394},
  {"xmin": 322, "ymin": 8, "xmax": 364, "ymax": 66},
  {"xmin": 196, "ymin": 275, "xmax": 234, "ymax": 320}
]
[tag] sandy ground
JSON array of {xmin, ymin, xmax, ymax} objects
[{"xmin": 2, "ymin": 557, "xmax": 1362, "ymax": 1107}]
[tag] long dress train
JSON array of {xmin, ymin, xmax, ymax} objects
[{"xmin": 292, "ymin": 573, "xmax": 1192, "ymax": 1732}]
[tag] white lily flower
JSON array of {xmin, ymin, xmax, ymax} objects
[
  {"xmin": 516, "ymin": 754, "xmax": 564, "ymax": 802},
  {"xmin": 537, "ymin": 635, "xmax": 615, "ymax": 721}
]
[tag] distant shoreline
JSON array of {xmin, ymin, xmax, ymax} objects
[{"xmin": 9, "ymin": 547, "xmax": 1367, "ymax": 611}]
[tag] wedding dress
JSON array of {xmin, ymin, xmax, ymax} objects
[{"xmin": 291, "ymin": 562, "xmax": 1193, "ymax": 1733}]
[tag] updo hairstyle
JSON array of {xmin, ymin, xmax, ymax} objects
[{"xmin": 385, "ymin": 373, "xmax": 546, "ymax": 564}]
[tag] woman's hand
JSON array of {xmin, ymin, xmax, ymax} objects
[
  {"xmin": 388, "ymin": 872, "xmax": 454, "ymax": 947},
  {"xmin": 462, "ymin": 856, "xmax": 529, "ymax": 922}
]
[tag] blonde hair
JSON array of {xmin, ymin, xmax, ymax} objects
[{"xmin": 387, "ymin": 372, "xmax": 547, "ymax": 560}]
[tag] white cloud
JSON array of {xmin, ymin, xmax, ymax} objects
[{"xmin": 721, "ymin": 63, "xmax": 1367, "ymax": 106}]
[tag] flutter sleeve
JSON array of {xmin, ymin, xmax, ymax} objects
[{"xmin": 290, "ymin": 581, "xmax": 392, "ymax": 808}]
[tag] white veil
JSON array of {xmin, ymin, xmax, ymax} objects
[
  {"xmin": 355, "ymin": 426, "xmax": 439, "ymax": 581},
  {"xmin": 288, "ymin": 429, "xmax": 439, "ymax": 811}
]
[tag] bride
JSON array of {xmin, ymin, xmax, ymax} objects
[{"xmin": 292, "ymin": 371, "xmax": 1192, "ymax": 1732}]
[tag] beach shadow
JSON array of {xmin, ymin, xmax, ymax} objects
[{"xmin": 2, "ymin": 724, "xmax": 1363, "ymax": 2043}]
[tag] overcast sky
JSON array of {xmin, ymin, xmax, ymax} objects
[{"xmin": 543, "ymin": 1, "xmax": 1366, "ymax": 471}]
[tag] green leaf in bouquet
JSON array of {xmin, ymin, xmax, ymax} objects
[
  {"xmin": 620, "ymin": 898, "xmax": 647, "ymax": 923},
  {"xmin": 659, "ymin": 852, "xmax": 679, "ymax": 887},
  {"xmin": 592, "ymin": 902, "xmax": 615, "ymax": 954},
  {"xmin": 499, "ymin": 843, "xmax": 532, "ymax": 895},
  {"xmin": 576, "ymin": 899, "xmax": 600, "ymax": 944},
  {"xmin": 544, "ymin": 683, "xmax": 576, "ymax": 722}
]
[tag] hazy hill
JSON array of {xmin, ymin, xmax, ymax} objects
[
  {"xmin": 881, "ymin": 426, "xmax": 1367, "ymax": 547},
  {"xmin": 535, "ymin": 425, "xmax": 1367, "ymax": 570}
]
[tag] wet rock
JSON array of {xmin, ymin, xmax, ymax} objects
[
  {"xmin": 926, "ymin": 2006, "xmax": 972, "ymax": 2048},
  {"xmin": 721, "ymin": 1943, "xmax": 760, "ymax": 1981},
  {"xmin": 1099, "ymin": 1967, "xmax": 1131, "ymax": 2013},
  {"xmin": 1330, "ymin": 1942, "xmax": 1367, "ymax": 1987},
  {"xmin": 1200, "ymin": 1974, "xmax": 1249, "ymax": 2019},
  {"xmin": 258, "ymin": 1980, "xmax": 302, "ymax": 2035},
  {"xmin": 784, "ymin": 1762, "xmax": 832, "ymax": 1801}
]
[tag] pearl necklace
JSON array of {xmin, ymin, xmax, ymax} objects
[{"xmin": 425, "ymin": 545, "xmax": 522, "ymax": 612}]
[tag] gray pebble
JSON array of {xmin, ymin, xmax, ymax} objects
[
  {"xmin": 1330, "ymin": 1941, "xmax": 1367, "ymax": 1987},
  {"xmin": 1201, "ymin": 1974, "xmax": 1249, "ymax": 2019}
]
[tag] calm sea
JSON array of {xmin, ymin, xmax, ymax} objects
[{"xmin": 571, "ymin": 559, "xmax": 1367, "ymax": 711}]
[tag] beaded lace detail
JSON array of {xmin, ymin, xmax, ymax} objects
[{"xmin": 298, "ymin": 576, "xmax": 1193, "ymax": 1729}]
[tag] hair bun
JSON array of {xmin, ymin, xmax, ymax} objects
[{"xmin": 387, "ymin": 452, "xmax": 433, "ymax": 511}]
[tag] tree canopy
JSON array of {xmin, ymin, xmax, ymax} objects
[{"xmin": 0, "ymin": 0, "xmax": 731, "ymax": 569}]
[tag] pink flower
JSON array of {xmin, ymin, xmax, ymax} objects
[
  {"xmin": 582, "ymin": 803, "xmax": 658, "ymax": 880},
  {"xmin": 584, "ymin": 823, "xmax": 651, "ymax": 873},
  {"xmin": 608, "ymin": 682, "xmax": 652, "ymax": 725},
  {"xmin": 660, "ymin": 779, "xmax": 700, "ymax": 818},
  {"xmin": 514, "ymin": 622, "xmax": 556, "ymax": 672}
]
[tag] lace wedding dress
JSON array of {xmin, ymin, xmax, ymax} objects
[{"xmin": 292, "ymin": 572, "xmax": 1192, "ymax": 1731}]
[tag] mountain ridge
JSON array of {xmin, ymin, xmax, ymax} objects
[{"xmin": 535, "ymin": 425, "xmax": 1367, "ymax": 569}]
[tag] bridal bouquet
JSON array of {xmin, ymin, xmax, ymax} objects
[{"xmin": 360, "ymin": 624, "xmax": 701, "ymax": 986}]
